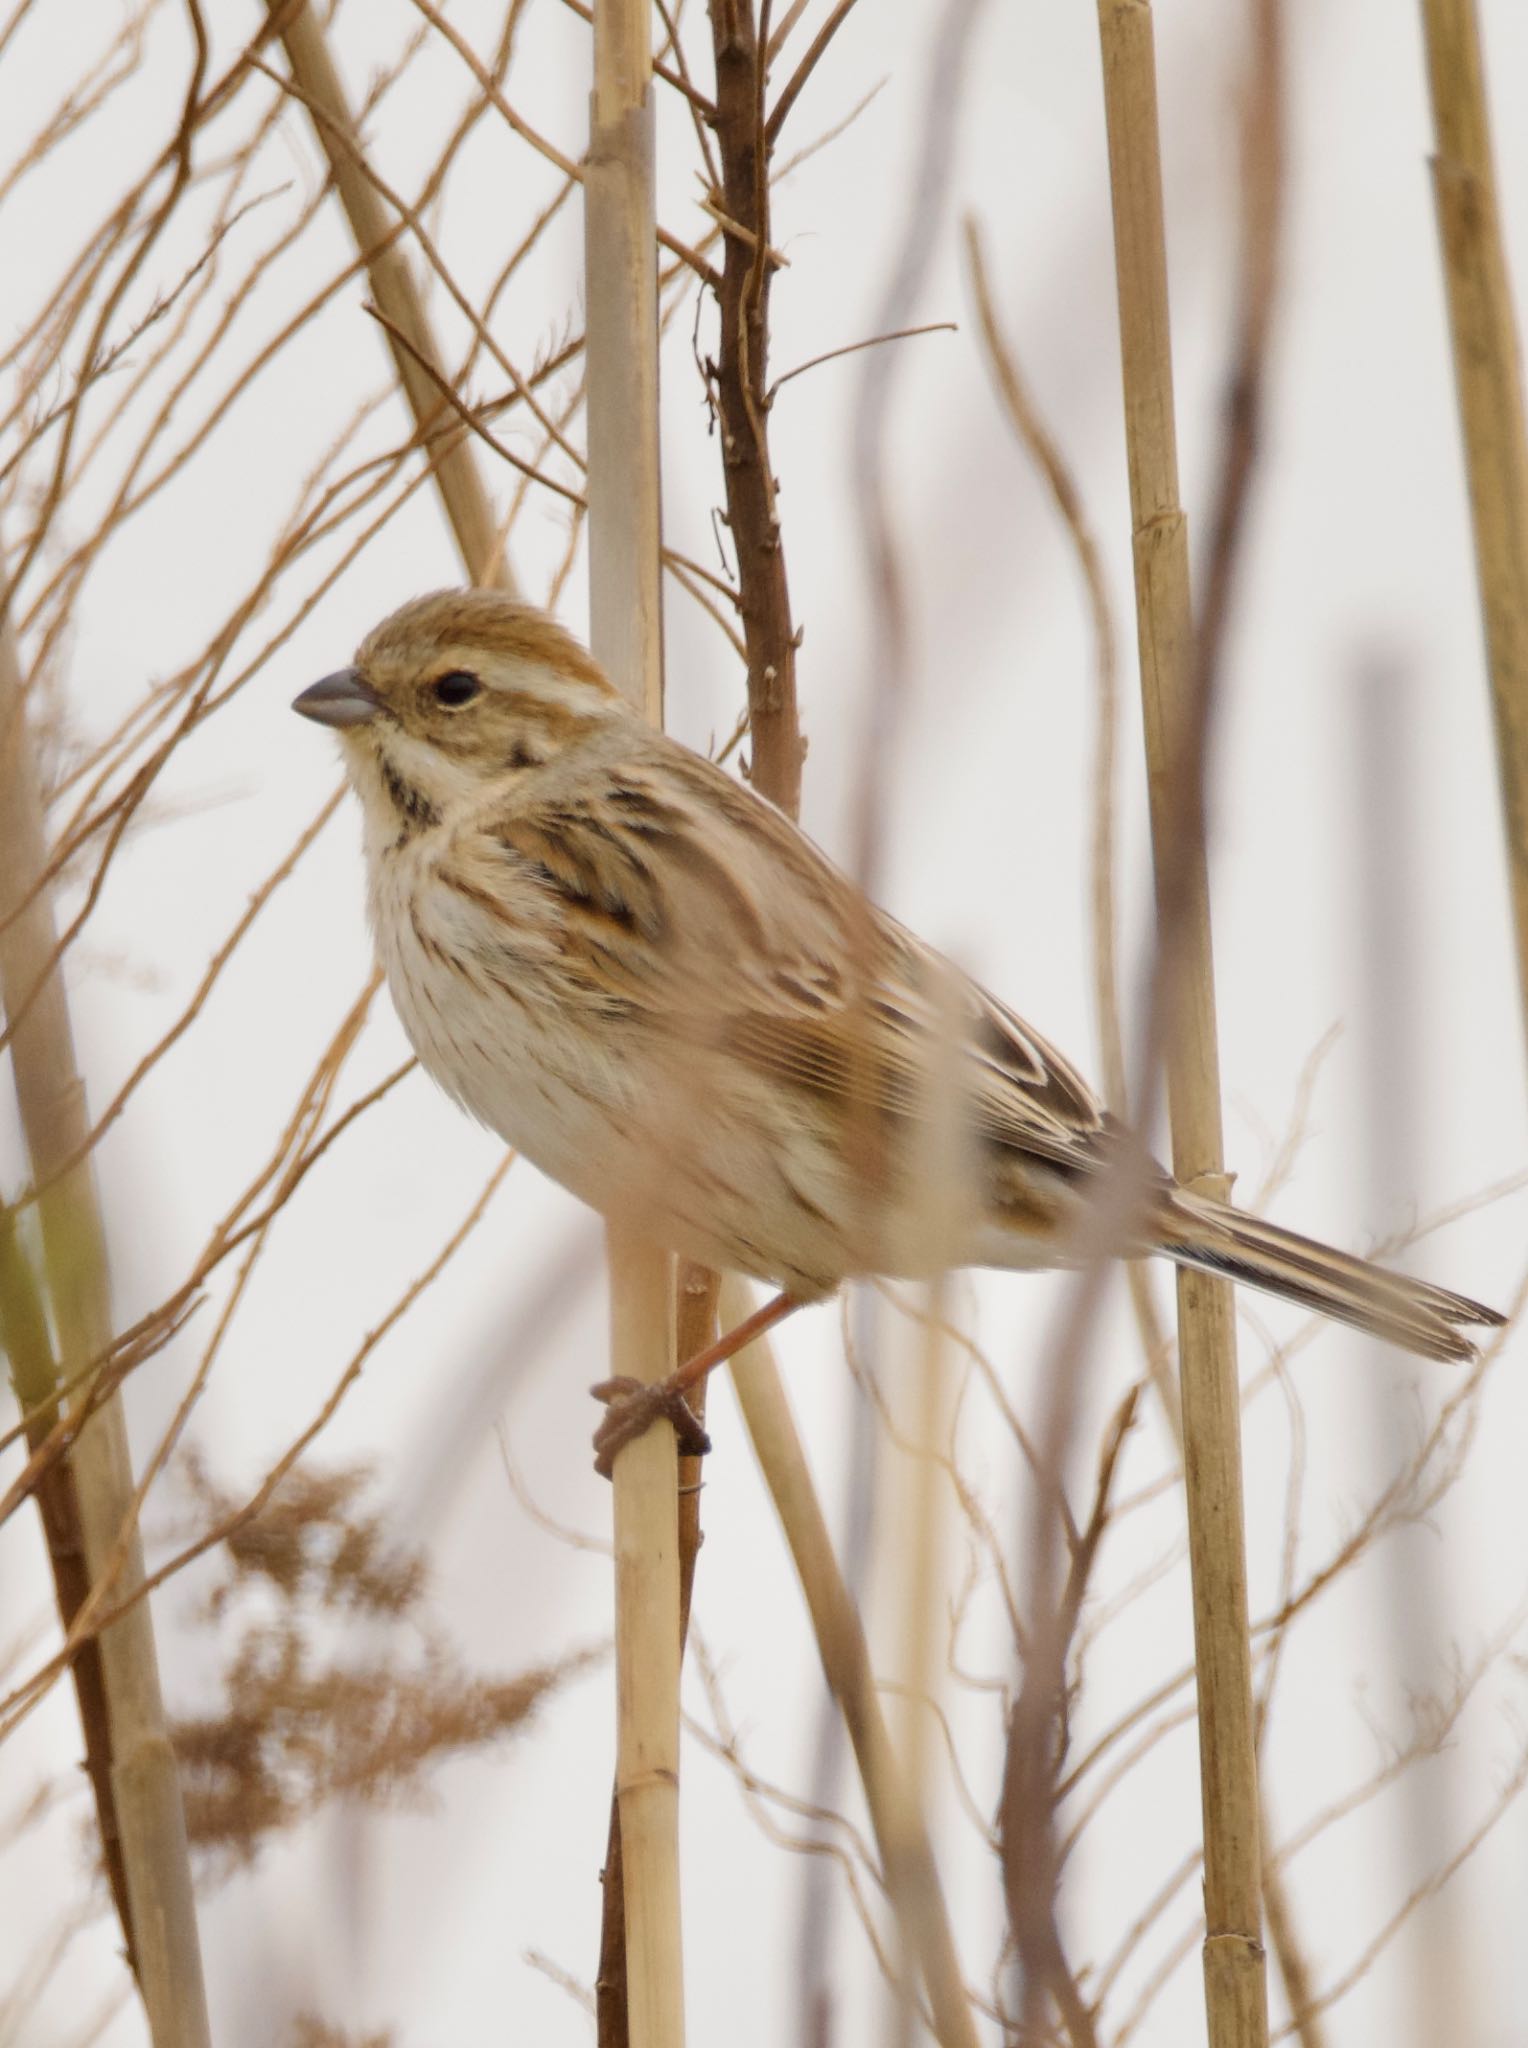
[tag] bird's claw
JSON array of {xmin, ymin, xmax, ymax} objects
[{"xmin": 590, "ymin": 1374, "xmax": 712, "ymax": 1478}]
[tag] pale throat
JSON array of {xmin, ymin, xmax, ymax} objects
[{"xmin": 346, "ymin": 727, "xmax": 477, "ymax": 846}]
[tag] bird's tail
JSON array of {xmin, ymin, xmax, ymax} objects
[{"xmin": 1155, "ymin": 1189, "xmax": 1504, "ymax": 1363}]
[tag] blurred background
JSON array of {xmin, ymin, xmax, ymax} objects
[{"xmin": 1, "ymin": 1, "xmax": 1525, "ymax": 2042}]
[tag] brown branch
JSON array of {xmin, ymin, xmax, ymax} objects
[
  {"xmin": 765, "ymin": 0, "xmax": 862, "ymax": 143},
  {"xmin": 595, "ymin": 1793, "xmax": 631, "ymax": 2048},
  {"xmin": 724, "ymin": 1280, "xmax": 982, "ymax": 2048},
  {"xmin": 402, "ymin": 0, "xmax": 721, "ymax": 290},
  {"xmin": 962, "ymin": 215, "xmax": 1176, "ymax": 1431},
  {"xmin": 554, "ymin": 0, "xmax": 718, "ymax": 120},
  {"xmin": 0, "ymin": 565, "xmax": 211, "ymax": 2041},
  {"xmin": 242, "ymin": 47, "xmax": 579, "ymax": 488},
  {"xmin": 14, "ymin": 789, "xmax": 343, "ymax": 1210},
  {"xmin": 706, "ymin": 0, "xmax": 805, "ymax": 815},
  {"xmin": 366, "ymin": 299, "xmax": 745, "ymax": 627},
  {"xmin": 361, "ymin": 305, "xmax": 585, "ymax": 509},
  {"xmin": 0, "ymin": 1207, "xmax": 136, "ymax": 1973},
  {"xmin": 0, "ymin": 1019, "xmax": 412, "ymax": 1522},
  {"xmin": 0, "ymin": 183, "xmax": 285, "ymax": 500},
  {"xmin": 0, "ymin": 358, "xmax": 573, "ymax": 1016},
  {"xmin": 999, "ymin": 1377, "xmax": 1141, "ymax": 2048},
  {"xmin": 0, "ymin": 1296, "xmax": 205, "ymax": 1537},
  {"xmin": 704, "ymin": 9, "xmax": 980, "ymax": 2044},
  {"xmin": 0, "ymin": 1158, "xmax": 512, "ymax": 1743},
  {"xmin": 1283, "ymin": 1739, "xmax": 1528, "ymax": 2036},
  {"xmin": 675, "ymin": 1262, "xmax": 721, "ymax": 1646},
  {"xmin": 261, "ymin": 0, "xmax": 514, "ymax": 589},
  {"xmin": 15, "ymin": 36, "xmax": 551, "ymax": 663},
  {"xmin": 1, "ymin": 0, "xmax": 210, "ymax": 617}
]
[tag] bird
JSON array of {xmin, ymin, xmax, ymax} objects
[{"xmin": 294, "ymin": 588, "xmax": 1504, "ymax": 1464}]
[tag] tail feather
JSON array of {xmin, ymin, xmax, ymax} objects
[{"xmin": 1158, "ymin": 1191, "xmax": 1504, "ymax": 1364}]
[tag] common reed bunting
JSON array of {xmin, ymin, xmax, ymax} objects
[{"xmin": 295, "ymin": 590, "xmax": 1503, "ymax": 1465}]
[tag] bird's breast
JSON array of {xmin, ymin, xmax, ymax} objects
[{"xmin": 366, "ymin": 838, "xmax": 640, "ymax": 1189}]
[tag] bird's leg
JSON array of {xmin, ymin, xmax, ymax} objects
[{"xmin": 591, "ymin": 1289, "xmax": 804, "ymax": 1476}]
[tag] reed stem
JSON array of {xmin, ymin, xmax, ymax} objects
[
  {"xmin": 584, "ymin": 4, "xmax": 686, "ymax": 2041},
  {"xmin": 1094, "ymin": 5, "xmax": 1269, "ymax": 2039}
]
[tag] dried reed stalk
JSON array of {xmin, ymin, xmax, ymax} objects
[
  {"xmin": 0, "ymin": 597, "xmax": 211, "ymax": 2047},
  {"xmin": 963, "ymin": 215, "xmax": 1177, "ymax": 1432},
  {"xmin": 265, "ymin": 0, "xmax": 515, "ymax": 591},
  {"xmin": 723, "ymin": 1276, "xmax": 980, "ymax": 2048},
  {"xmin": 890, "ymin": 1284, "xmax": 961, "ymax": 2048},
  {"xmin": 969, "ymin": 207, "xmax": 1327, "ymax": 2043},
  {"xmin": 598, "ymin": 1226, "xmax": 682, "ymax": 2048},
  {"xmin": 1419, "ymin": 0, "xmax": 1528, "ymax": 1061},
  {"xmin": 1094, "ymin": 4, "xmax": 1268, "ymax": 2042},
  {"xmin": 584, "ymin": 5, "xmax": 685, "ymax": 2045},
  {"xmin": 0, "ymin": 1204, "xmax": 136, "ymax": 1965},
  {"xmin": 270, "ymin": 4, "xmax": 684, "ymax": 2030},
  {"xmin": 596, "ymin": 1259, "xmax": 717, "ymax": 2048}
]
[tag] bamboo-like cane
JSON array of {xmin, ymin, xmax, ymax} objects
[
  {"xmin": 0, "ymin": 599, "xmax": 211, "ymax": 2047},
  {"xmin": 583, "ymin": 6, "xmax": 686, "ymax": 2046},
  {"xmin": 274, "ymin": 4, "xmax": 683, "ymax": 2032},
  {"xmin": 1093, "ymin": 5, "xmax": 1269, "ymax": 2043},
  {"xmin": 266, "ymin": 0, "xmax": 515, "ymax": 593},
  {"xmin": 1419, "ymin": 0, "xmax": 1528, "ymax": 1067},
  {"xmin": 889, "ymin": 1279, "xmax": 961, "ymax": 2048},
  {"xmin": 969, "ymin": 200, "xmax": 1336, "ymax": 2046},
  {"xmin": 722, "ymin": 1275, "xmax": 982, "ymax": 2048}
]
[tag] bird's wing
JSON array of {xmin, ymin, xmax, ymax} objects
[
  {"xmin": 723, "ymin": 926, "xmax": 1111, "ymax": 1178},
  {"xmin": 647, "ymin": 743, "xmax": 1112, "ymax": 1175},
  {"xmin": 471, "ymin": 737, "xmax": 1113, "ymax": 1179}
]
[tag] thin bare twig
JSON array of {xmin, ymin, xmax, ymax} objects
[{"xmin": 769, "ymin": 320, "xmax": 955, "ymax": 400}]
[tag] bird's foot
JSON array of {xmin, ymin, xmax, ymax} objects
[
  {"xmin": 589, "ymin": 1289, "xmax": 805, "ymax": 1477},
  {"xmin": 590, "ymin": 1374, "xmax": 712, "ymax": 1478}
]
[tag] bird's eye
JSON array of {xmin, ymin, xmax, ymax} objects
[{"xmin": 431, "ymin": 670, "xmax": 481, "ymax": 709}]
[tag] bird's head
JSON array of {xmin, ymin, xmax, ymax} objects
[{"xmin": 293, "ymin": 588, "xmax": 623, "ymax": 827}]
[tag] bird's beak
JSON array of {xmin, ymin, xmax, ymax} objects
[{"xmin": 292, "ymin": 668, "xmax": 384, "ymax": 729}]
